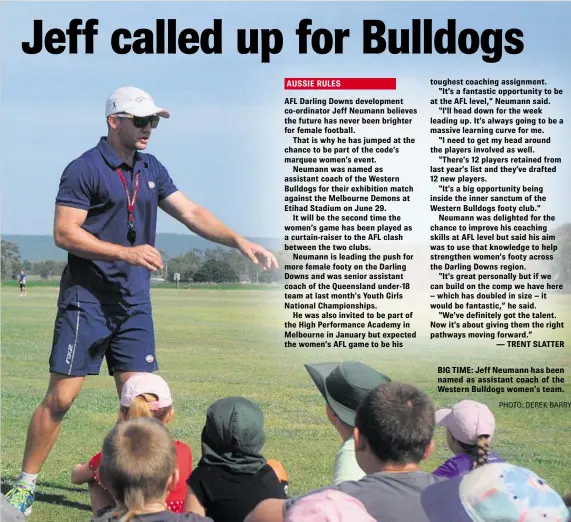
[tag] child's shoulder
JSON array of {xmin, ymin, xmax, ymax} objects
[{"xmin": 433, "ymin": 454, "xmax": 473, "ymax": 478}]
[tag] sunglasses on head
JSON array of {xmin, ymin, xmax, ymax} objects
[{"xmin": 115, "ymin": 113, "xmax": 160, "ymax": 129}]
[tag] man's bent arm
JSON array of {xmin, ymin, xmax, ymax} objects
[
  {"xmin": 159, "ymin": 191, "xmax": 240, "ymax": 248},
  {"xmin": 54, "ymin": 205, "xmax": 130, "ymax": 261},
  {"xmin": 160, "ymin": 191, "xmax": 279, "ymax": 270}
]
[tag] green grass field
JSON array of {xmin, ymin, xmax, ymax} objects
[{"xmin": 2, "ymin": 286, "xmax": 570, "ymax": 521}]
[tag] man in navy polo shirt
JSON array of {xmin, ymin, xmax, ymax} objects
[{"xmin": 6, "ymin": 86, "xmax": 278, "ymax": 515}]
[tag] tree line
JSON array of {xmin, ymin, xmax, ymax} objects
[
  {"xmin": 2, "ymin": 223, "xmax": 571, "ymax": 287},
  {"xmin": 0, "ymin": 241, "xmax": 289, "ymax": 284}
]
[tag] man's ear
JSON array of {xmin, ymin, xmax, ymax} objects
[
  {"xmin": 107, "ymin": 115, "xmax": 120, "ymax": 130},
  {"xmin": 423, "ymin": 439, "xmax": 435, "ymax": 461},
  {"xmin": 167, "ymin": 469, "xmax": 180, "ymax": 492},
  {"xmin": 353, "ymin": 426, "xmax": 367, "ymax": 451}
]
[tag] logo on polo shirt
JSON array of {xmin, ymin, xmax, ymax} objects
[{"xmin": 148, "ymin": 181, "xmax": 156, "ymax": 189}]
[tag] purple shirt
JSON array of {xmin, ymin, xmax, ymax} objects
[{"xmin": 433, "ymin": 452, "xmax": 504, "ymax": 479}]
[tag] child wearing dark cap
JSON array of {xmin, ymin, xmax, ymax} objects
[
  {"xmin": 185, "ymin": 397, "xmax": 288, "ymax": 522},
  {"xmin": 246, "ymin": 382, "xmax": 439, "ymax": 522},
  {"xmin": 304, "ymin": 361, "xmax": 391, "ymax": 484}
]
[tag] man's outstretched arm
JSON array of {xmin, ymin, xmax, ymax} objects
[
  {"xmin": 54, "ymin": 205, "xmax": 163, "ymax": 271},
  {"xmin": 159, "ymin": 191, "xmax": 279, "ymax": 270}
]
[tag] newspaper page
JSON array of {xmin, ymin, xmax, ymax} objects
[{"xmin": 1, "ymin": 2, "xmax": 569, "ymax": 521}]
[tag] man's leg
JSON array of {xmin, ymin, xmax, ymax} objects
[
  {"xmin": 22, "ymin": 373, "xmax": 85, "ymax": 473},
  {"xmin": 113, "ymin": 371, "xmax": 139, "ymax": 398},
  {"xmin": 5, "ymin": 373, "xmax": 84, "ymax": 516},
  {"xmin": 7, "ymin": 302, "xmax": 110, "ymax": 515},
  {"xmin": 107, "ymin": 302, "xmax": 158, "ymax": 397}
]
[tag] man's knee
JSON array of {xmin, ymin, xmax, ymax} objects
[
  {"xmin": 41, "ymin": 376, "xmax": 83, "ymax": 420},
  {"xmin": 42, "ymin": 392, "xmax": 75, "ymax": 420}
]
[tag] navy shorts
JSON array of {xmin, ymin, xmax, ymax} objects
[{"xmin": 49, "ymin": 301, "xmax": 158, "ymax": 377}]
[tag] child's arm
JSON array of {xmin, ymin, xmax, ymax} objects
[
  {"xmin": 245, "ymin": 499, "xmax": 286, "ymax": 522},
  {"xmin": 184, "ymin": 487, "xmax": 206, "ymax": 516},
  {"xmin": 71, "ymin": 463, "xmax": 94, "ymax": 485}
]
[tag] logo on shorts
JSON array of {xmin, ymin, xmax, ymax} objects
[
  {"xmin": 148, "ymin": 181, "xmax": 156, "ymax": 189},
  {"xmin": 66, "ymin": 344, "xmax": 74, "ymax": 365},
  {"xmin": 146, "ymin": 354, "xmax": 154, "ymax": 363}
]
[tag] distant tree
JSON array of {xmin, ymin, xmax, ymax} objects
[
  {"xmin": 37, "ymin": 260, "xmax": 66, "ymax": 280},
  {"xmin": 168, "ymin": 249, "xmax": 204, "ymax": 282},
  {"xmin": 1, "ymin": 240, "xmax": 21, "ymax": 280},
  {"xmin": 193, "ymin": 259, "xmax": 239, "ymax": 283}
]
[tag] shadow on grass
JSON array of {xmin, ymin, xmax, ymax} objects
[{"xmin": 1, "ymin": 482, "xmax": 91, "ymax": 512}]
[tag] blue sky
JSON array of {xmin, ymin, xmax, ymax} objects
[{"xmin": 1, "ymin": 1, "xmax": 570, "ymax": 237}]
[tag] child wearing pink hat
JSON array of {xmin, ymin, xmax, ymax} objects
[
  {"xmin": 71, "ymin": 373, "xmax": 193, "ymax": 514},
  {"xmin": 433, "ymin": 400, "xmax": 504, "ymax": 479},
  {"xmin": 285, "ymin": 490, "xmax": 376, "ymax": 522}
]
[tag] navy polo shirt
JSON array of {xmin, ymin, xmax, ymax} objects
[{"xmin": 56, "ymin": 137, "xmax": 178, "ymax": 305}]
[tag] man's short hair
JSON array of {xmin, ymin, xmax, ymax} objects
[{"xmin": 355, "ymin": 382, "xmax": 435, "ymax": 464}]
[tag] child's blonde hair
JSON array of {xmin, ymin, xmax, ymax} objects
[
  {"xmin": 99, "ymin": 417, "xmax": 177, "ymax": 522},
  {"xmin": 120, "ymin": 393, "xmax": 172, "ymax": 423},
  {"xmin": 118, "ymin": 373, "xmax": 174, "ymax": 423}
]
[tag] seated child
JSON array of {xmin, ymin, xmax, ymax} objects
[
  {"xmin": 304, "ymin": 361, "xmax": 391, "ymax": 485},
  {"xmin": 72, "ymin": 373, "xmax": 192, "ymax": 514},
  {"xmin": 433, "ymin": 400, "xmax": 503, "ymax": 478},
  {"xmin": 245, "ymin": 381, "xmax": 440, "ymax": 522},
  {"xmin": 422, "ymin": 462, "xmax": 569, "ymax": 521},
  {"xmin": 92, "ymin": 417, "xmax": 213, "ymax": 522},
  {"xmin": 185, "ymin": 396, "xmax": 288, "ymax": 522}
]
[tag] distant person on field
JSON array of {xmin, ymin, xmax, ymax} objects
[
  {"xmin": 6, "ymin": 85, "xmax": 278, "ymax": 516},
  {"xmin": 433, "ymin": 400, "xmax": 503, "ymax": 479},
  {"xmin": 304, "ymin": 361, "xmax": 391, "ymax": 484},
  {"xmin": 185, "ymin": 396, "xmax": 288, "ymax": 522},
  {"xmin": 421, "ymin": 462, "xmax": 569, "ymax": 522},
  {"xmin": 71, "ymin": 373, "xmax": 192, "ymax": 514},
  {"xmin": 245, "ymin": 382, "xmax": 440, "ymax": 522},
  {"xmin": 91, "ymin": 417, "xmax": 213, "ymax": 522},
  {"xmin": 18, "ymin": 270, "xmax": 27, "ymax": 297}
]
